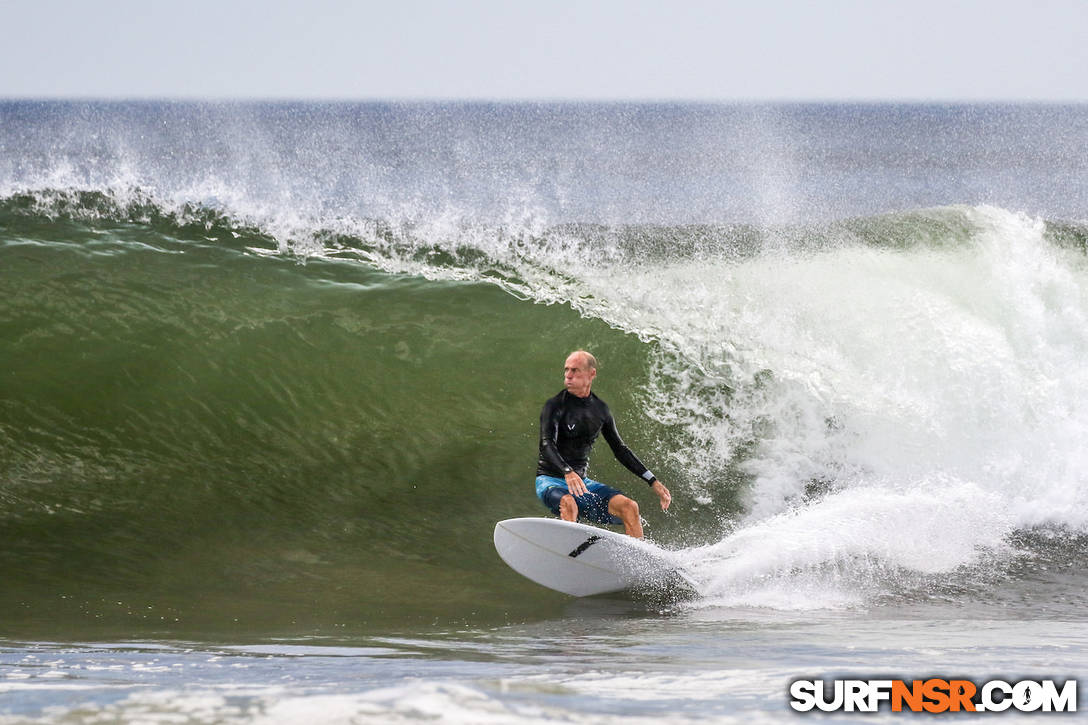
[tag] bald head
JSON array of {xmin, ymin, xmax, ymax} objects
[
  {"xmin": 572, "ymin": 350, "xmax": 597, "ymax": 370},
  {"xmin": 563, "ymin": 350, "xmax": 598, "ymax": 397}
]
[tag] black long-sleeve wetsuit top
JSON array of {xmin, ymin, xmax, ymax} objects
[{"xmin": 537, "ymin": 389, "xmax": 657, "ymax": 485}]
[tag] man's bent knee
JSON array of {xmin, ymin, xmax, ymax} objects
[
  {"xmin": 609, "ymin": 495, "xmax": 639, "ymax": 519},
  {"xmin": 608, "ymin": 495, "xmax": 644, "ymax": 538}
]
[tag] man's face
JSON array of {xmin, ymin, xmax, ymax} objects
[{"xmin": 563, "ymin": 353, "xmax": 596, "ymax": 397}]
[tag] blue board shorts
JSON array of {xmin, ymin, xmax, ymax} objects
[{"xmin": 535, "ymin": 475, "xmax": 624, "ymax": 525}]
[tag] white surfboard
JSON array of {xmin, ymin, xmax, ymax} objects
[{"xmin": 493, "ymin": 517, "xmax": 698, "ymax": 597}]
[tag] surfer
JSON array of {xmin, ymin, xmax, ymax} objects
[{"xmin": 535, "ymin": 350, "xmax": 671, "ymax": 538}]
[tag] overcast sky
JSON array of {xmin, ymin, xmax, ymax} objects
[{"xmin": 3, "ymin": 0, "xmax": 1087, "ymax": 101}]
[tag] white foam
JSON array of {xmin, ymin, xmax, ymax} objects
[
  {"xmin": 14, "ymin": 681, "xmax": 762, "ymax": 725},
  {"xmin": 626, "ymin": 206, "xmax": 1088, "ymax": 607}
]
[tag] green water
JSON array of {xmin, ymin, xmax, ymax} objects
[{"xmin": 0, "ymin": 209, "xmax": 685, "ymax": 639}]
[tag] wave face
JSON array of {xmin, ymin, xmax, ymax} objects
[{"xmin": 3, "ymin": 102, "xmax": 1088, "ymax": 635}]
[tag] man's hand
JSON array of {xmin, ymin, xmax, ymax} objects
[
  {"xmin": 651, "ymin": 480, "xmax": 671, "ymax": 511},
  {"xmin": 564, "ymin": 470, "xmax": 588, "ymax": 497}
]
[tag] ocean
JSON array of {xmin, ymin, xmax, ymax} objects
[{"xmin": 1, "ymin": 101, "xmax": 1087, "ymax": 722}]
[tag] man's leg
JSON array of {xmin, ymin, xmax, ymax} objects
[
  {"xmin": 608, "ymin": 495, "xmax": 643, "ymax": 538},
  {"xmin": 539, "ymin": 477, "xmax": 576, "ymax": 521},
  {"xmin": 559, "ymin": 494, "xmax": 578, "ymax": 521}
]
